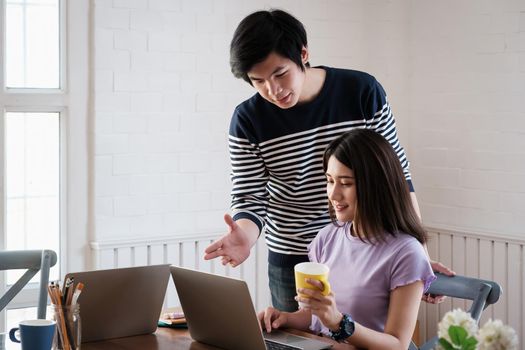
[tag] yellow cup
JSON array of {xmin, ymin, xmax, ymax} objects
[{"xmin": 294, "ymin": 262, "xmax": 331, "ymax": 308}]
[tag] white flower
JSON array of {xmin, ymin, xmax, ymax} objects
[
  {"xmin": 437, "ymin": 309, "xmax": 478, "ymax": 344},
  {"xmin": 477, "ymin": 319, "xmax": 519, "ymax": 350}
]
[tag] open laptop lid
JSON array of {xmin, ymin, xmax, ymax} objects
[
  {"xmin": 65, "ymin": 264, "xmax": 170, "ymax": 343},
  {"xmin": 170, "ymin": 266, "xmax": 332, "ymax": 350}
]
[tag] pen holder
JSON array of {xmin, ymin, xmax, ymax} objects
[{"xmin": 52, "ymin": 304, "xmax": 81, "ymax": 350}]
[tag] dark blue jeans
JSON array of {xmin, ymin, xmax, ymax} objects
[{"xmin": 268, "ymin": 263, "xmax": 299, "ymax": 312}]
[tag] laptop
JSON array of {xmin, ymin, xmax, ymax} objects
[
  {"xmin": 170, "ymin": 266, "xmax": 332, "ymax": 350},
  {"xmin": 64, "ymin": 264, "xmax": 170, "ymax": 343}
]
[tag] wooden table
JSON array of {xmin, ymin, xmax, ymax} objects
[{"xmin": 81, "ymin": 327, "xmax": 357, "ymax": 350}]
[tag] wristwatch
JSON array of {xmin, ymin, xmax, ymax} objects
[{"xmin": 330, "ymin": 313, "xmax": 355, "ymax": 341}]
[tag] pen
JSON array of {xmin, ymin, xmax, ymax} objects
[
  {"xmin": 71, "ymin": 282, "xmax": 84, "ymax": 306},
  {"xmin": 63, "ymin": 277, "xmax": 74, "ymax": 305}
]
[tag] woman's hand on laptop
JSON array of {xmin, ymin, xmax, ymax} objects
[
  {"xmin": 258, "ymin": 307, "xmax": 289, "ymax": 333},
  {"xmin": 203, "ymin": 214, "xmax": 259, "ymax": 267},
  {"xmin": 259, "ymin": 307, "xmax": 313, "ymax": 333},
  {"xmin": 296, "ymin": 279, "xmax": 343, "ymax": 332}
]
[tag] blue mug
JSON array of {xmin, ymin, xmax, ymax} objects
[{"xmin": 9, "ymin": 319, "xmax": 56, "ymax": 350}]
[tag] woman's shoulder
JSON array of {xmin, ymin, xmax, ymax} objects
[
  {"xmin": 387, "ymin": 232, "xmax": 428, "ymax": 259},
  {"xmin": 309, "ymin": 222, "xmax": 349, "ymax": 261},
  {"xmin": 317, "ymin": 221, "xmax": 347, "ymax": 238},
  {"xmin": 311, "ymin": 222, "xmax": 347, "ymax": 247}
]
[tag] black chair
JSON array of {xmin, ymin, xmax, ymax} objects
[
  {"xmin": 0, "ymin": 249, "xmax": 58, "ymax": 319},
  {"xmin": 410, "ymin": 272, "xmax": 502, "ymax": 350}
]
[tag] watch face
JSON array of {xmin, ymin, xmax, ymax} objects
[{"xmin": 343, "ymin": 315, "xmax": 355, "ymax": 335}]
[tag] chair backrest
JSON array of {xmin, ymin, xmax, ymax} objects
[
  {"xmin": 410, "ymin": 272, "xmax": 502, "ymax": 350},
  {"xmin": 0, "ymin": 250, "xmax": 58, "ymax": 319}
]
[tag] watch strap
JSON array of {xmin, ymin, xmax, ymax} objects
[{"xmin": 330, "ymin": 313, "xmax": 355, "ymax": 341}]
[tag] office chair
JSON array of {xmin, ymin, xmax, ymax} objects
[
  {"xmin": 0, "ymin": 250, "xmax": 58, "ymax": 319},
  {"xmin": 410, "ymin": 272, "xmax": 502, "ymax": 350}
]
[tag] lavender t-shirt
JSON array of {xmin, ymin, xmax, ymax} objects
[{"xmin": 308, "ymin": 222, "xmax": 435, "ymax": 335}]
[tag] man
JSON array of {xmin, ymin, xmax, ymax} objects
[{"xmin": 205, "ymin": 9, "xmax": 452, "ymax": 311}]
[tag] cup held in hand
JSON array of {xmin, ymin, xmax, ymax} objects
[{"xmin": 294, "ymin": 262, "xmax": 331, "ymax": 308}]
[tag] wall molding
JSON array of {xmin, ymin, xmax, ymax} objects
[
  {"xmin": 425, "ymin": 225, "xmax": 525, "ymax": 245},
  {"xmin": 90, "ymin": 232, "xmax": 219, "ymax": 250}
]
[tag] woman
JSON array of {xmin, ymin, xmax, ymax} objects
[{"xmin": 259, "ymin": 129, "xmax": 435, "ymax": 349}]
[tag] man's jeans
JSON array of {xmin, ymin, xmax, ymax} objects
[{"xmin": 268, "ymin": 263, "xmax": 299, "ymax": 312}]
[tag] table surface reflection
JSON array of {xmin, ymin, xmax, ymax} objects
[{"xmin": 81, "ymin": 327, "xmax": 356, "ymax": 350}]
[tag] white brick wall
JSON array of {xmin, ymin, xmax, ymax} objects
[
  {"xmin": 93, "ymin": 0, "xmax": 238, "ymax": 240},
  {"xmin": 408, "ymin": 1, "xmax": 525, "ymax": 237},
  {"xmin": 92, "ymin": 0, "xmax": 524, "ymax": 243}
]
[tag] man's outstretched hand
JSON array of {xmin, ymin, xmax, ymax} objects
[{"xmin": 203, "ymin": 214, "xmax": 257, "ymax": 267}]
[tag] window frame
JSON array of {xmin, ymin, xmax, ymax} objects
[{"xmin": 0, "ymin": 0, "xmax": 79, "ymax": 327}]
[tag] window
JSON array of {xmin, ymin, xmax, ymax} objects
[
  {"xmin": 1, "ymin": 0, "xmax": 65, "ymax": 329},
  {"xmin": 5, "ymin": 0, "xmax": 60, "ymax": 88},
  {"xmin": 5, "ymin": 112, "xmax": 61, "ymax": 285}
]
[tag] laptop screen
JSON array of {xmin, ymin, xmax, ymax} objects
[
  {"xmin": 170, "ymin": 266, "xmax": 332, "ymax": 350},
  {"xmin": 65, "ymin": 264, "xmax": 170, "ymax": 343}
]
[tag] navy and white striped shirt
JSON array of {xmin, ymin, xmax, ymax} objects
[{"xmin": 229, "ymin": 67, "xmax": 413, "ymax": 266}]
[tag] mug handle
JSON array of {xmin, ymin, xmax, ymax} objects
[{"xmin": 9, "ymin": 327, "xmax": 21, "ymax": 343}]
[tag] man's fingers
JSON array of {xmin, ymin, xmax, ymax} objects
[
  {"xmin": 223, "ymin": 214, "xmax": 238, "ymax": 232},
  {"xmin": 204, "ymin": 239, "xmax": 223, "ymax": 255},
  {"xmin": 203, "ymin": 251, "xmax": 223, "ymax": 260},
  {"xmin": 430, "ymin": 261, "xmax": 456, "ymax": 276},
  {"xmin": 220, "ymin": 255, "xmax": 237, "ymax": 267},
  {"xmin": 422, "ymin": 293, "xmax": 447, "ymax": 304},
  {"xmin": 429, "ymin": 295, "xmax": 446, "ymax": 304}
]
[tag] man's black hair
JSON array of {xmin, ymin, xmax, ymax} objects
[{"xmin": 230, "ymin": 9, "xmax": 310, "ymax": 84}]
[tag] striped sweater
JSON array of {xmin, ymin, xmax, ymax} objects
[{"xmin": 228, "ymin": 67, "xmax": 413, "ymax": 267}]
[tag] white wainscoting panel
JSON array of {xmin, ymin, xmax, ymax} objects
[
  {"xmin": 92, "ymin": 227, "xmax": 523, "ymax": 344},
  {"xmin": 419, "ymin": 226, "xmax": 524, "ymax": 345},
  {"xmin": 90, "ymin": 233, "xmax": 271, "ymax": 310}
]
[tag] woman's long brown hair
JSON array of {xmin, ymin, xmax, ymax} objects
[{"xmin": 323, "ymin": 129, "xmax": 427, "ymax": 244}]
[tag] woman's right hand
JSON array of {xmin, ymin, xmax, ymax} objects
[{"xmin": 258, "ymin": 307, "xmax": 288, "ymax": 333}]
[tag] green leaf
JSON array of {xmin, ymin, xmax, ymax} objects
[
  {"xmin": 438, "ymin": 338, "xmax": 456, "ymax": 350},
  {"xmin": 461, "ymin": 337, "xmax": 478, "ymax": 350},
  {"xmin": 449, "ymin": 325, "xmax": 468, "ymax": 345}
]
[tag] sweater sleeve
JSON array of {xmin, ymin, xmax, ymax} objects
[
  {"xmin": 228, "ymin": 107, "xmax": 269, "ymax": 232},
  {"xmin": 364, "ymin": 79, "xmax": 414, "ymax": 191}
]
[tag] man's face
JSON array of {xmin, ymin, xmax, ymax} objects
[{"xmin": 247, "ymin": 51, "xmax": 307, "ymax": 109}]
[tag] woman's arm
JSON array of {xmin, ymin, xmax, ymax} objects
[
  {"xmin": 346, "ymin": 281, "xmax": 423, "ymax": 350},
  {"xmin": 297, "ymin": 279, "xmax": 423, "ymax": 350}
]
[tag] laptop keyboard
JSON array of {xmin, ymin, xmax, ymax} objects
[{"xmin": 265, "ymin": 339, "xmax": 302, "ymax": 350}]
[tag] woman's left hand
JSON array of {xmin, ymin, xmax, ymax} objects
[{"xmin": 295, "ymin": 278, "xmax": 342, "ymax": 331}]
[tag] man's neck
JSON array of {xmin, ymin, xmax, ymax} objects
[{"xmin": 298, "ymin": 67, "xmax": 326, "ymax": 104}]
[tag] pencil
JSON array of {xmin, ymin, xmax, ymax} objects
[
  {"xmin": 55, "ymin": 286, "xmax": 71, "ymax": 350},
  {"xmin": 49, "ymin": 285, "xmax": 66, "ymax": 349}
]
